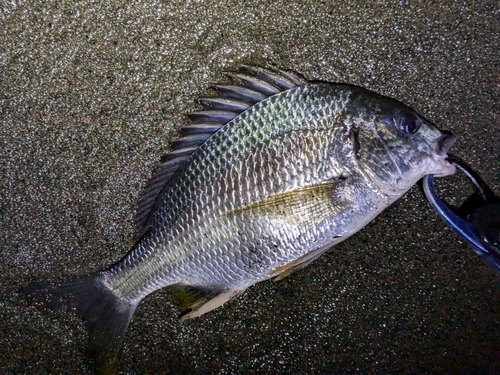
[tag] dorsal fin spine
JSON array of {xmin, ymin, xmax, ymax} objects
[{"xmin": 134, "ymin": 66, "xmax": 307, "ymax": 233}]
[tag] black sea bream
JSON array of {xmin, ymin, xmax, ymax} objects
[{"xmin": 28, "ymin": 66, "xmax": 456, "ymax": 371}]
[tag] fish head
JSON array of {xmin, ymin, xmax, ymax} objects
[{"xmin": 351, "ymin": 94, "xmax": 456, "ymax": 196}]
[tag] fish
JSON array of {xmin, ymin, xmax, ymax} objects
[{"xmin": 26, "ymin": 65, "xmax": 456, "ymax": 372}]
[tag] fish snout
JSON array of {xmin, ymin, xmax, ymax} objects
[
  {"xmin": 435, "ymin": 133, "xmax": 457, "ymax": 156},
  {"xmin": 430, "ymin": 133, "xmax": 457, "ymax": 177}
]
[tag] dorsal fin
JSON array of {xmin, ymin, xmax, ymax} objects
[{"xmin": 134, "ymin": 66, "xmax": 308, "ymax": 235}]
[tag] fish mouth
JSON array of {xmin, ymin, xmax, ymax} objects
[{"xmin": 430, "ymin": 133, "xmax": 457, "ymax": 177}]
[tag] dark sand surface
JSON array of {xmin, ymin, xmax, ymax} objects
[{"xmin": 1, "ymin": 1, "xmax": 499, "ymax": 373}]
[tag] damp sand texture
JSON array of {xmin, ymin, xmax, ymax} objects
[{"xmin": 1, "ymin": 1, "xmax": 499, "ymax": 373}]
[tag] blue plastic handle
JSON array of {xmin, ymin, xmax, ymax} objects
[{"xmin": 423, "ymin": 157, "xmax": 500, "ymax": 273}]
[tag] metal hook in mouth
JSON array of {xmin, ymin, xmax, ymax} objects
[{"xmin": 423, "ymin": 155, "xmax": 500, "ymax": 273}]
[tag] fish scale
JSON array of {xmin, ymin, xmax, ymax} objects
[
  {"xmin": 26, "ymin": 66, "xmax": 456, "ymax": 372},
  {"xmin": 115, "ymin": 92, "xmax": 334, "ymax": 270},
  {"xmin": 161, "ymin": 134, "xmax": 348, "ymax": 285},
  {"xmin": 109, "ymin": 83, "xmax": 440, "ymax": 297}
]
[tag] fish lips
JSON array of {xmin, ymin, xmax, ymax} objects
[{"xmin": 430, "ymin": 133, "xmax": 457, "ymax": 177}]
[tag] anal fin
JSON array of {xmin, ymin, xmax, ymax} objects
[{"xmin": 170, "ymin": 284, "xmax": 243, "ymax": 321}]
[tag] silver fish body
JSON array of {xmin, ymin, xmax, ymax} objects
[
  {"xmin": 107, "ymin": 81, "xmax": 454, "ymax": 307},
  {"xmin": 27, "ymin": 67, "xmax": 456, "ymax": 370}
]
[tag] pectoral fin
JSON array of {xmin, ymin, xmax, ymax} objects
[{"xmin": 225, "ymin": 181, "xmax": 351, "ymax": 226}]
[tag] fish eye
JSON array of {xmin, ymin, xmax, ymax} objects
[
  {"xmin": 404, "ymin": 119, "xmax": 419, "ymax": 134},
  {"xmin": 394, "ymin": 117, "xmax": 421, "ymax": 134}
]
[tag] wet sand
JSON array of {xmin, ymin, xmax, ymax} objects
[{"xmin": 1, "ymin": 1, "xmax": 499, "ymax": 373}]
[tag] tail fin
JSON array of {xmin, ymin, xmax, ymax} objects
[{"xmin": 25, "ymin": 273, "xmax": 137, "ymax": 374}]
